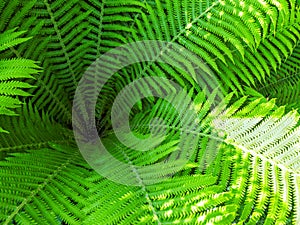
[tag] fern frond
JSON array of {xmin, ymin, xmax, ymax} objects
[
  {"xmin": 0, "ymin": 143, "xmax": 90, "ymax": 225},
  {"xmin": 0, "ymin": 103, "xmax": 72, "ymax": 159},
  {"xmin": 255, "ymin": 38, "xmax": 300, "ymax": 111},
  {"xmin": 0, "ymin": 0, "xmax": 91, "ymax": 123},
  {"xmin": 2, "ymin": 93, "xmax": 300, "ymax": 224},
  {"xmin": 1, "ymin": 0, "xmax": 300, "ymax": 224},
  {"xmin": 0, "ymin": 28, "xmax": 40, "ymax": 133},
  {"xmin": 0, "ymin": 28, "xmax": 32, "ymax": 51},
  {"xmin": 214, "ymin": 97, "xmax": 300, "ymax": 224}
]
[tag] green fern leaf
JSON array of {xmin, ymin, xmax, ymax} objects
[{"xmin": 0, "ymin": 28, "xmax": 40, "ymax": 133}]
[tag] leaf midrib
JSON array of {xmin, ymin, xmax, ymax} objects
[{"xmin": 3, "ymin": 150, "xmax": 79, "ymax": 225}]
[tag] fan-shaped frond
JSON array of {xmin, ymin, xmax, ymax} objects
[
  {"xmin": 3, "ymin": 96, "xmax": 299, "ymax": 224},
  {"xmin": 1, "ymin": 0, "xmax": 300, "ymax": 224}
]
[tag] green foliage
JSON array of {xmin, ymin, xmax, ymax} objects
[
  {"xmin": 0, "ymin": 143, "xmax": 88, "ymax": 225},
  {"xmin": 0, "ymin": 103, "xmax": 73, "ymax": 159},
  {"xmin": 0, "ymin": 28, "xmax": 40, "ymax": 133},
  {"xmin": 1, "ymin": 0, "xmax": 300, "ymax": 224},
  {"xmin": 256, "ymin": 42, "xmax": 300, "ymax": 110}
]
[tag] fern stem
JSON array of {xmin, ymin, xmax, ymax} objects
[
  {"xmin": 231, "ymin": 143, "xmax": 298, "ymax": 175},
  {"xmin": 35, "ymin": 78, "xmax": 73, "ymax": 120},
  {"xmin": 258, "ymin": 70, "xmax": 300, "ymax": 91},
  {"xmin": 0, "ymin": 140, "xmax": 71, "ymax": 153},
  {"xmin": 43, "ymin": 0, "xmax": 91, "ymax": 123},
  {"xmin": 129, "ymin": 123, "xmax": 224, "ymax": 142},
  {"xmin": 171, "ymin": 1, "xmax": 220, "ymax": 46},
  {"xmin": 9, "ymin": 46, "xmax": 21, "ymax": 58},
  {"xmin": 43, "ymin": 0, "xmax": 77, "ymax": 88},
  {"xmin": 114, "ymin": 143, "xmax": 162, "ymax": 224},
  {"xmin": 135, "ymin": 0, "xmax": 220, "ymax": 79},
  {"xmin": 131, "ymin": 122, "xmax": 299, "ymax": 175}
]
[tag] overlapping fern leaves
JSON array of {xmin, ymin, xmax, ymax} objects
[
  {"xmin": 257, "ymin": 42, "xmax": 300, "ymax": 110},
  {"xmin": 0, "ymin": 143, "xmax": 88, "ymax": 225},
  {"xmin": 118, "ymin": 0, "xmax": 299, "ymax": 94},
  {"xmin": 1, "ymin": 0, "xmax": 300, "ymax": 224},
  {"xmin": 0, "ymin": 103, "xmax": 73, "ymax": 160},
  {"xmin": 1, "ymin": 95, "xmax": 299, "ymax": 224},
  {"xmin": 0, "ymin": 28, "xmax": 40, "ymax": 133}
]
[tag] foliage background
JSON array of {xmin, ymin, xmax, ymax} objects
[{"xmin": 1, "ymin": 0, "xmax": 300, "ymax": 224}]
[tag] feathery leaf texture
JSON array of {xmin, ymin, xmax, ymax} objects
[
  {"xmin": 0, "ymin": 0, "xmax": 300, "ymax": 224},
  {"xmin": 0, "ymin": 28, "xmax": 40, "ymax": 133},
  {"xmin": 1, "ymin": 96, "xmax": 300, "ymax": 224}
]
